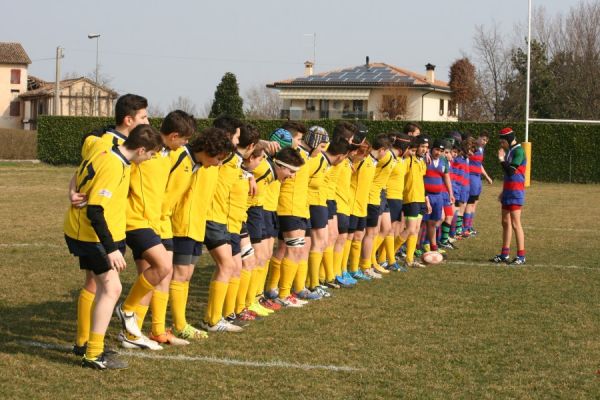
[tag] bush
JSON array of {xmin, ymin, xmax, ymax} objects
[
  {"xmin": 0, "ymin": 128, "xmax": 37, "ymax": 159},
  {"xmin": 37, "ymin": 116, "xmax": 600, "ymax": 183}
]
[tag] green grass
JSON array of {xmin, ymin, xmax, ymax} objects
[{"xmin": 1, "ymin": 164, "xmax": 600, "ymax": 399}]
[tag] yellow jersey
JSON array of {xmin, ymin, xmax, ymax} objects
[
  {"xmin": 334, "ymin": 158, "xmax": 353, "ymax": 216},
  {"xmin": 126, "ymin": 147, "xmax": 172, "ymax": 234},
  {"xmin": 247, "ymin": 157, "xmax": 276, "ymax": 208},
  {"xmin": 325, "ymin": 160, "xmax": 342, "ymax": 201},
  {"xmin": 403, "ymin": 155, "xmax": 427, "ymax": 203},
  {"xmin": 81, "ymin": 128, "xmax": 127, "ymax": 160},
  {"xmin": 277, "ymin": 147, "xmax": 310, "ymax": 218},
  {"xmin": 386, "ymin": 155, "xmax": 407, "ymax": 200},
  {"xmin": 227, "ymin": 169, "xmax": 252, "ymax": 234},
  {"xmin": 64, "ymin": 146, "xmax": 131, "ymax": 243},
  {"xmin": 307, "ymin": 152, "xmax": 332, "ymax": 207},
  {"xmin": 368, "ymin": 150, "xmax": 395, "ymax": 205},
  {"xmin": 206, "ymin": 152, "xmax": 243, "ymax": 225},
  {"xmin": 349, "ymin": 155, "xmax": 377, "ymax": 217},
  {"xmin": 263, "ymin": 179, "xmax": 281, "ymax": 212}
]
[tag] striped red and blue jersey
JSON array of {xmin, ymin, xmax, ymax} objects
[
  {"xmin": 469, "ymin": 147, "xmax": 484, "ymax": 175},
  {"xmin": 452, "ymin": 156, "xmax": 470, "ymax": 188},
  {"xmin": 501, "ymin": 144, "xmax": 527, "ymax": 205},
  {"xmin": 424, "ymin": 157, "xmax": 449, "ymax": 194}
]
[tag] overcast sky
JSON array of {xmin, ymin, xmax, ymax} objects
[{"xmin": 3, "ymin": 0, "xmax": 583, "ymax": 115}]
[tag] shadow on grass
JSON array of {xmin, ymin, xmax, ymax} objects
[{"xmin": 0, "ymin": 261, "xmax": 216, "ymax": 365}]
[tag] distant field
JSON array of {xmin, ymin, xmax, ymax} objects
[
  {"xmin": 1, "ymin": 164, "xmax": 599, "ymax": 399},
  {"xmin": 0, "ymin": 128, "xmax": 37, "ymax": 160}
]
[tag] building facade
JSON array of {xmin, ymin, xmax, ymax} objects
[{"xmin": 0, "ymin": 43, "xmax": 31, "ymax": 129}]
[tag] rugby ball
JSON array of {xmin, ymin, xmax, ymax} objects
[{"xmin": 422, "ymin": 251, "xmax": 444, "ymax": 265}]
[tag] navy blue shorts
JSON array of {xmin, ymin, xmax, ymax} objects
[
  {"xmin": 453, "ymin": 184, "xmax": 463, "ymax": 205},
  {"xmin": 337, "ymin": 213, "xmax": 350, "ymax": 234},
  {"xmin": 231, "ymin": 233, "xmax": 241, "ymax": 256},
  {"xmin": 309, "ymin": 205, "xmax": 329, "ymax": 230},
  {"xmin": 460, "ymin": 185, "xmax": 470, "ymax": 204},
  {"xmin": 246, "ymin": 206, "xmax": 265, "ymax": 243},
  {"xmin": 403, "ymin": 202, "xmax": 423, "ymax": 219},
  {"xmin": 348, "ymin": 215, "xmax": 367, "ymax": 233},
  {"xmin": 469, "ymin": 174, "xmax": 482, "ymax": 197},
  {"xmin": 423, "ymin": 193, "xmax": 443, "ymax": 221},
  {"xmin": 387, "ymin": 199, "xmax": 403, "ymax": 222},
  {"xmin": 380, "ymin": 190, "xmax": 389, "ymax": 212},
  {"xmin": 162, "ymin": 238, "xmax": 174, "ymax": 252},
  {"xmin": 126, "ymin": 228, "xmax": 163, "ymax": 260},
  {"xmin": 326, "ymin": 200, "xmax": 337, "ymax": 220},
  {"xmin": 173, "ymin": 236, "xmax": 202, "ymax": 265},
  {"xmin": 262, "ymin": 210, "xmax": 279, "ymax": 239},
  {"xmin": 65, "ymin": 235, "xmax": 126, "ymax": 275},
  {"xmin": 366, "ymin": 203, "xmax": 382, "ymax": 228},
  {"xmin": 278, "ymin": 216, "xmax": 308, "ymax": 234},
  {"xmin": 204, "ymin": 221, "xmax": 231, "ymax": 251}
]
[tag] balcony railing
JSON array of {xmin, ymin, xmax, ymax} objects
[{"xmin": 279, "ymin": 109, "xmax": 374, "ymax": 120}]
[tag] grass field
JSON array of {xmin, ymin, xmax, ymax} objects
[{"xmin": 1, "ymin": 163, "xmax": 600, "ymax": 399}]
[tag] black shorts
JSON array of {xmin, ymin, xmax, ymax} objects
[
  {"xmin": 65, "ymin": 235, "xmax": 126, "ymax": 275},
  {"xmin": 348, "ymin": 215, "xmax": 367, "ymax": 233},
  {"xmin": 278, "ymin": 216, "xmax": 308, "ymax": 234},
  {"xmin": 366, "ymin": 203, "xmax": 382, "ymax": 228},
  {"xmin": 162, "ymin": 238, "xmax": 174, "ymax": 252},
  {"xmin": 380, "ymin": 190, "xmax": 389, "ymax": 212},
  {"xmin": 337, "ymin": 213, "xmax": 350, "ymax": 234},
  {"xmin": 309, "ymin": 205, "xmax": 329, "ymax": 230},
  {"xmin": 262, "ymin": 210, "xmax": 279, "ymax": 239},
  {"xmin": 173, "ymin": 236, "xmax": 202, "ymax": 265},
  {"xmin": 246, "ymin": 206, "xmax": 265, "ymax": 244},
  {"xmin": 126, "ymin": 228, "xmax": 163, "ymax": 260},
  {"xmin": 231, "ymin": 233, "xmax": 241, "ymax": 256},
  {"xmin": 403, "ymin": 202, "xmax": 424, "ymax": 219},
  {"xmin": 326, "ymin": 200, "xmax": 337, "ymax": 220},
  {"xmin": 204, "ymin": 221, "xmax": 231, "ymax": 251},
  {"xmin": 387, "ymin": 199, "xmax": 403, "ymax": 222},
  {"xmin": 467, "ymin": 195, "xmax": 480, "ymax": 204}
]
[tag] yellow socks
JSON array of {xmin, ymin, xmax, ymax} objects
[
  {"xmin": 349, "ymin": 240, "xmax": 362, "ymax": 273},
  {"xmin": 123, "ymin": 273, "xmax": 154, "ymax": 313},
  {"xmin": 135, "ymin": 304, "xmax": 149, "ymax": 331},
  {"xmin": 323, "ymin": 246, "xmax": 335, "ymax": 282},
  {"xmin": 359, "ymin": 258, "xmax": 371, "ymax": 272},
  {"xmin": 384, "ymin": 235, "xmax": 395, "ymax": 264},
  {"xmin": 169, "ymin": 280, "xmax": 189, "ymax": 331},
  {"xmin": 307, "ymin": 251, "xmax": 323, "ymax": 290},
  {"xmin": 405, "ymin": 234, "xmax": 418, "ymax": 263},
  {"xmin": 295, "ymin": 259, "xmax": 309, "ymax": 292},
  {"xmin": 246, "ymin": 267, "xmax": 262, "ymax": 307},
  {"xmin": 85, "ymin": 332, "xmax": 104, "ymax": 359},
  {"xmin": 236, "ymin": 270, "xmax": 251, "ymax": 315},
  {"xmin": 222, "ymin": 277, "xmax": 240, "ymax": 318},
  {"xmin": 266, "ymin": 258, "xmax": 281, "ymax": 291},
  {"xmin": 150, "ymin": 290, "xmax": 168, "ymax": 336},
  {"xmin": 395, "ymin": 235, "xmax": 407, "ymax": 255},
  {"xmin": 333, "ymin": 250, "xmax": 343, "ymax": 278},
  {"xmin": 371, "ymin": 235, "xmax": 383, "ymax": 266},
  {"xmin": 341, "ymin": 239, "xmax": 352, "ymax": 273},
  {"xmin": 76, "ymin": 288, "xmax": 95, "ymax": 347},
  {"xmin": 257, "ymin": 265, "xmax": 268, "ymax": 296},
  {"xmin": 204, "ymin": 280, "xmax": 229, "ymax": 326},
  {"xmin": 278, "ymin": 258, "xmax": 298, "ymax": 299}
]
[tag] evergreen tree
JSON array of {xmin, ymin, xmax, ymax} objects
[{"xmin": 209, "ymin": 72, "xmax": 244, "ymax": 119}]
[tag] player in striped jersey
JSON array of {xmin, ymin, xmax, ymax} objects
[{"xmin": 464, "ymin": 131, "xmax": 493, "ymax": 235}]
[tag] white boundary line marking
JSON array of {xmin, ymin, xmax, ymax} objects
[
  {"xmin": 0, "ymin": 243, "xmax": 61, "ymax": 248},
  {"xmin": 525, "ymin": 226, "xmax": 599, "ymax": 233},
  {"xmin": 18, "ymin": 340, "xmax": 361, "ymax": 372},
  {"xmin": 445, "ymin": 260, "xmax": 597, "ymax": 271}
]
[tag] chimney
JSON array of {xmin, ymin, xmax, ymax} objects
[
  {"xmin": 304, "ymin": 61, "xmax": 314, "ymax": 77},
  {"xmin": 365, "ymin": 56, "xmax": 370, "ymax": 69},
  {"xmin": 425, "ymin": 63, "xmax": 436, "ymax": 84}
]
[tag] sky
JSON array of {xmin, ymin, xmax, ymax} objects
[{"xmin": 2, "ymin": 0, "xmax": 583, "ymax": 115}]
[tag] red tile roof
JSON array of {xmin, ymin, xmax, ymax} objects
[{"xmin": 0, "ymin": 42, "xmax": 31, "ymax": 65}]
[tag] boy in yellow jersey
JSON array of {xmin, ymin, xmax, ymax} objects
[
  {"xmin": 381, "ymin": 132, "xmax": 411, "ymax": 272},
  {"xmin": 358, "ymin": 134, "xmax": 393, "ymax": 279},
  {"xmin": 397, "ymin": 136, "xmax": 431, "ymax": 269},
  {"xmin": 166, "ymin": 127, "xmax": 234, "ymax": 340},
  {"xmin": 200, "ymin": 118, "xmax": 260, "ymax": 332},
  {"xmin": 64, "ymin": 125, "xmax": 162, "ymax": 369},
  {"xmin": 69, "ymin": 94, "xmax": 149, "ymax": 356},
  {"xmin": 117, "ymin": 111, "xmax": 195, "ymax": 350},
  {"xmin": 346, "ymin": 135, "xmax": 377, "ymax": 281}
]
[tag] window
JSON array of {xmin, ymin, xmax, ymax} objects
[
  {"xmin": 448, "ymin": 100, "xmax": 457, "ymax": 117},
  {"xmin": 353, "ymin": 100, "xmax": 364, "ymax": 112},
  {"xmin": 10, "ymin": 101, "xmax": 20, "ymax": 116},
  {"xmin": 306, "ymin": 99, "xmax": 316, "ymax": 111},
  {"xmin": 11, "ymin": 69, "xmax": 21, "ymax": 84},
  {"xmin": 439, "ymin": 99, "xmax": 445, "ymax": 116}
]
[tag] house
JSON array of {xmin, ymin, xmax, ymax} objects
[
  {"xmin": 267, "ymin": 58, "xmax": 457, "ymax": 122},
  {"xmin": 20, "ymin": 76, "xmax": 118, "ymax": 130},
  {"xmin": 0, "ymin": 42, "xmax": 31, "ymax": 129}
]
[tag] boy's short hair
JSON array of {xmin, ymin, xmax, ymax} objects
[
  {"xmin": 213, "ymin": 115, "xmax": 243, "ymax": 135},
  {"xmin": 189, "ymin": 127, "xmax": 235, "ymax": 157},
  {"xmin": 461, "ymin": 136, "xmax": 477, "ymax": 154},
  {"xmin": 326, "ymin": 136, "xmax": 351, "ymax": 156},
  {"xmin": 282, "ymin": 121, "xmax": 308, "ymax": 136},
  {"xmin": 403, "ymin": 122, "xmax": 421, "ymax": 135},
  {"xmin": 391, "ymin": 132, "xmax": 411, "ymax": 151},
  {"xmin": 274, "ymin": 147, "xmax": 305, "ymax": 168},
  {"xmin": 238, "ymin": 123, "xmax": 261, "ymax": 148},
  {"xmin": 479, "ymin": 130, "xmax": 489, "ymax": 138},
  {"xmin": 124, "ymin": 124, "xmax": 162, "ymax": 151},
  {"xmin": 161, "ymin": 110, "xmax": 196, "ymax": 137},
  {"xmin": 372, "ymin": 133, "xmax": 392, "ymax": 150},
  {"xmin": 248, "ymin": 141, "xmax": 268, "ymax": 158},
  {"xmin": 115, "ymin": 94, "xmax": 148, "ymax": 125},
  {"xmin": 332, "ymin": 121, "xmax": 358, "ymax": 141}
]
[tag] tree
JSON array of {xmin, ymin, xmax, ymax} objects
[
  {"xmin": 147, "ymin": 104, "xmax": 164, "ymax": 118},
  {"xmin": 244, "ymin": 85, "xmax": 281, "ymax": 119},
  {"xmin": 377, "ymin": 94, "xmax": 407, "ymax": 120},
  {"xmin": 168, "ymin": 96, "xmax": 198, "ymax": 116},
  {"xmin": 209, "ymin": 72, "xmax": 244, "ymax": 119},
  {"xmin": 448, "ymin": 58, "xmax": 479, "ymax": 120}
]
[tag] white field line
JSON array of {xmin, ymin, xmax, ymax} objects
[
  {"xmin": 0, "ymin": 243, "xmax": 61, "ymax": 248},
  {"xmin": 18, "ymin": 340, "xmax": 361, "ymax": 372},
  {"xmin": 445, "ymin": 260, "xmax": 597, "ymax": 271},
  {"xmin": 524, "ymin": 226, "xmax": 599, "ymax": 233}
]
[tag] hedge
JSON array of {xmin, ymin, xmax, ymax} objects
[{"xmin": 37, "ymin": 116, "xmax": 600, "ymax": 183}]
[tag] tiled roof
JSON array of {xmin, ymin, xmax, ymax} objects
[
  {"xmin": 0, "ymin": 42, "xmax": 31, "ymax": 65},
  {"xmin": 19, "ymin": 76, "xmax": 118, "ymax": 99},
  {"xmin": 269, "ymin": 62, "xmax": 449, "ymax": 90}
]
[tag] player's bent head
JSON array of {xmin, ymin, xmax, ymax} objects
[
  {"xmin": 332, "ymin": 121, "xmax": 358, "ymax": 141},
  {"xmin": 403, "ymin": 122, "xmax": 421, "ymax": 136},
  {"xmin": 212, "ymin": 115, "xmax": 243, "ymax": 135},
  {"xmin": 124, "ymin": 124, "xmax": 162, "ymax": 152},
  {"xmin": 239, "ymin": 123, "xmax": 261, "ymax": 148},
  {"xmin": 190, "ymin": 127, "xmax": 235, "ymax": 166},
  {"xmin": 281, "ymin": 121, "xmax": 308, "ymax": 136},
  {"xmin": 326, "ymin": 136, "xmax": 352, "ymax": 165},
  {"xmin": 161, "ymin": 110, "xmax": 196, "ymax": 138},
  {"xmin": 115, "ymin": 94, "xmax": 148, "ymax": 125},
  {"xmin": 274, "ymin": 147, "xmax": 305, "ymax": 181}
]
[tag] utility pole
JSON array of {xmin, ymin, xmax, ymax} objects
[
  {"xmin": 88, "ymin": 34, "xmax": 101, "ymax": 116},
  {"xmin": 54, "ymin": 46, "xmax": 63, "ymax": 116}
]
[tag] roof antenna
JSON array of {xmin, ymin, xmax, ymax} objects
[{"xmin": 365, "ymin": 56, "xmax": 370, "ymax": 69}]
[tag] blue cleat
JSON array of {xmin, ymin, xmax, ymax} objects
[
  {"xmin": 342, "ymin": 271, "xmax": 358, "ymax": 285},
  {"xmin": 351, "ymin": 270, "xmax": 372, "ymax": 281}
]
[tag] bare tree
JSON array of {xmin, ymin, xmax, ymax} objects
[
  {"xmin": 377, "ymin": 94, "xmax": 407, "ymax": 120},
  {"xmin": 244, "ymin": 85, "xmax": 282, "ymax": 119},
  {"xmin": 147, "ymin": 104, "xmax": 164, "ymax": 118},
  {"xmin": 168, "ymin": 96, "xmax": 198, "ymax": 116}
]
